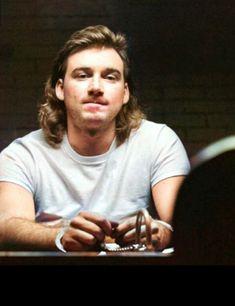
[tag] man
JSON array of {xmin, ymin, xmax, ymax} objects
[{"xmin": 0, "ymin": 25, "xmax": 190, "ymax": 252}]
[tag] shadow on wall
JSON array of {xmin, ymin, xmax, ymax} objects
[{"xmin": 173, "ymin": 135, "xmax": 235, "ymax": 265}]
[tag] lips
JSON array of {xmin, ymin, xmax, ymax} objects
[
  {"xmin": 83, "ymin": 99, "xmax": 108, "ymax": 105},
  {"xmin": 82, "ymin": 100, "xmax": 108, "ymax": 112}
]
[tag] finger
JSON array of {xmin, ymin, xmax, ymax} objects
[
  {"xmin": 151, "ymin": 220, "xmax": 159, "ymax": 233},
  {"xmin": 108, "ymin": 220, "xmax": 119, "ymax": 237},
  {"xmin": 62, "ymin": 232, "xmax": 95, "ymax": 252},
  {"xmin": 117, "ymin": 224, "xmax": 147, "ymax": 243},
  {"xmin": 116, "ymin": 221, "xmax": 159, "ymax": 246},
  {"xmin": 79, "ymin": 211, "xmax": 113, "ymax": 236},
  {"xmin": 110, "ymin": 220, "xmax": 119, "ymax": 229},
  {"xmin": 112, "ymin": 216, "xmax": 136, "ymax": 238},
  {"xmin": 70, "ymin": 215, "xmax": 105, "ymax": 241},
  {"xmin": 151, "ymin": 236, "xmax": 161, "ymax": 250},
  {"xmin": 120, "ymin": 227, "xmax": 136, "ymax": 243},
  {"xmin": 65, "ymin": 227, "xmax": 97, "ymax": 246}
]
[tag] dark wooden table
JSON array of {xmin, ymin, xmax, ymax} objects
[{"xmin": 0, "ymin": 250, "xmax": 174, "ymax": 265}]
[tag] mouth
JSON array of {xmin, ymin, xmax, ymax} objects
[
  {"xmin": 83, "ymin": 99, "xmax": 108, "ymax": 106},
  {"xmin": 82, "ymin": 100, "xmax": 108, "ymax": 112}
]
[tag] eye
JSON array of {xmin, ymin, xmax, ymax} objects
[
  {"xmin": 77, "ymin": 73, "xmax": 89, "ymax": 79},
  {"xmin": 106, "ymin": 74, "xmax": 117, "ymax": 81}
]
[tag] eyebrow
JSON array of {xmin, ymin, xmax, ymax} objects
[
  {"xmin": 71, "ymin": 67, "xmax": 122, "ymax": 76},
  {"xmin": 105, "ymin": 68, "xmax": 122, "ymax": 77}
]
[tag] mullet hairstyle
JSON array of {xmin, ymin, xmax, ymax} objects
[{"xmin": 38, "ymin": 25, "xmax": 145, "ymax": 147}]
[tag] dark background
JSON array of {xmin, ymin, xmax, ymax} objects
[{"xmin": 1, "ymin": 0, "xmax": 235, "ymax": 157}]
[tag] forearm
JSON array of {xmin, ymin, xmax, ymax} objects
[
  {"xmin": 152, "ymin": 176, "xmax": 186, "ymax": 223},
  {"xmin": 0, "ymin": 216, "xmax": 58, "ymax": 251}
]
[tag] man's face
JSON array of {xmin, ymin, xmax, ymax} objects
[{"xmin": 55, "ymin": 47, "xmax": 129, "ymax": 132}]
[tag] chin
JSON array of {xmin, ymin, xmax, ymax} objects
[
  {"xmin": 83, "ymin": 121, "xmax": 106, "ymax": 132},
  {"xmin": 84, "ymin": 114, "xmax": 108, "ymax": 125}
]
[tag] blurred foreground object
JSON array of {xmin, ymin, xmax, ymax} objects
[{"xmin": 173, "ymin": 135, "xmax": 235, "ymax": 265}]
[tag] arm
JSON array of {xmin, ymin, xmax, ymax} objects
[
  {"xmin": 0, "ymin": 182, "xmax": 59, "ymax": 250},
  {"xmin": 150, "ymin": 175, "xmax": 185, "ymax": 250},
  {"xmin": 113, "ymin": 175, "xmax": 185, "ymax": 250},
  {"xmin": 152, "ymin": 175, "xmax": 185, "ymax": 224},
  {"xmin": 0, "ymin": 182, "xmax": 114, "ymax": 251}
]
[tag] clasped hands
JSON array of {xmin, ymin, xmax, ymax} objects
[{"xmin": 59, "ymin": 211, "xmax": 172, "ymax": 252}]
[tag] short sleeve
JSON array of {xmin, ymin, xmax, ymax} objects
[
  {"xmin": 0, "ymin": 140, "xmax": 36, "ymax": 193},
  {"xmin": 150, "ymin": 125, "xmax": 190, "ymax": 186}
]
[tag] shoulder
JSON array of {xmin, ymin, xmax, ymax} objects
[
  {"xmin": 0, "ymin": 129, "xmax": 47, "ymax": 157},
  {"xmin": 134, "ymin": 119, "xmax": 178, "ymax": 142},
  {"xmin": 15, "ymin": 129, "xmax": 45, "ymax": 145},
  {"xmin": 138, "ymin": 119, "xmax": 166, "ymax": 132},
  {"xmin": 137, "ymin": 120, "xmax": 189, "ymax": 164}
]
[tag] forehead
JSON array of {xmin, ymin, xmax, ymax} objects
[{"xmin": 66, "ymin": 47, "xmax": 124, "ymax": 72}]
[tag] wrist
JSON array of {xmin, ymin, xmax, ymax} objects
[
  {"xmin": 54, "ymin": 219, "xmax": 71, "ymax": 253},
  {"xmin": 156, "ymin": 220, "xmax": 174, "ymax": 232},
  {"xmin": 55, "ymin": 227, "xmax": 67, "ymax": 253}
]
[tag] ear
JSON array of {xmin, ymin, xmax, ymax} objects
[
  {"xmin": 55, "ymin": 79, "xmax": 64, "ymax": 101},
  {"xmin": 123, "ymin": 83, "xmax": 130, "ymax": 105}
]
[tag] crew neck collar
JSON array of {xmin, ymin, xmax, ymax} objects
[{"xmin": 62, "ymin": 133, "xmax": 117, "ymax": 164}]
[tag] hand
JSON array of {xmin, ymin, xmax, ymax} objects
[
  {"xmin": 60, "ymin": 211, "xmax": 117, "ymax": 251},
  {"xmin": 112, "ymin": 215, "xmax": 172, "ymax": 251}
]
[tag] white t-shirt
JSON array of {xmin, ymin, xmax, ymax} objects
[{"xmin": 0, "ymin": 120, "xmax": 190, "ymax": 222}]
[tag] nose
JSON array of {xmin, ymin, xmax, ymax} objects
[{"xmin": 88, "ymin": 76, "xmax": 104, "ymax": 96}]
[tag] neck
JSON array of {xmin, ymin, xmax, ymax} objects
[{"xmin": 67, "ymin": 126, "xmax": 116, "ymax": 156}]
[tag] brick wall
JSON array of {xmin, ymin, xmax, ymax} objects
[{"xmin": 1, "ymin": 0, "xmax": 235, "ymax": 158}]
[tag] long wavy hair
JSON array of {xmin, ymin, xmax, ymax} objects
[{"xmin": 38, "ymin": 25, "xmax": 145, "ymax": 147}]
